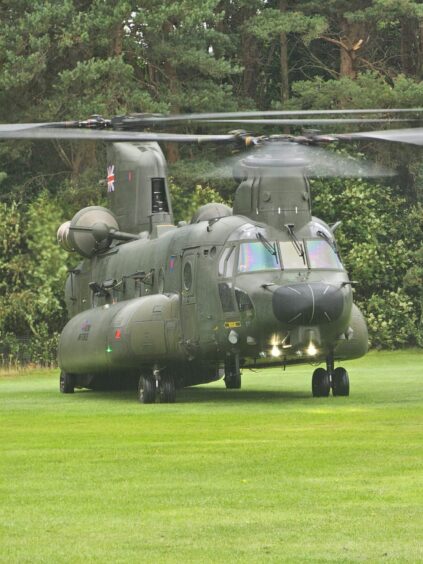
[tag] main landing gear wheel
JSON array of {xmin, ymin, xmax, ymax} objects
[
  {"xmin": 160, "ymin": 376, "xmax": 176, "ymax": 403},
  {"xmin": 60, "ymin": 371, "xmax": 75, "ymax": 394},
  {"xmin": 312, "ymin": 368, "xmax": 330, "ymax": 397},
  {"xmin": 224, "ymin": 355, "xmax": 241, "ymax": 389},
  {"xmin": 332, "ymin": 367, "xmax": 350, "ymax": 396},
  {"xmin": 138, "ymin": 375, "xmax": 156, "ymax": 404}
]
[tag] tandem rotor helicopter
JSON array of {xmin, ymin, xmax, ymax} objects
[{"xmin": 1, "ymin": 109, "xmax": 422, "ymax": 403}]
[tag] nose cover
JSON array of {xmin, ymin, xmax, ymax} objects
[{"xmin": 272, "ymin": 283, "xmax": 344, "ymax": 325}]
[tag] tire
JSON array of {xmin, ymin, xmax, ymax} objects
[
  {"xmin": 312, "ymin": 368, "xmax": 330, "ymax": 397},
  {"xmin": 225, "ymin": 371, "xmax": 241, "ymax": 389},
  {"xmin": 60, "ymin": 371, "xmax": 75, "ymax": 394},
  {"xmin": 332, "ymin": 367, "xmax": 350, "ymax": 397},
  {"xmin": 161, "ymin": 377, "xmax": 176, "ymax": 403},
  {"xmin": 138, "ymin": 375, "xmax": 156, "ymax": 404},
  {"xmin": 224, "ymin": 356, "xmax": 241, "ymax": 389}
]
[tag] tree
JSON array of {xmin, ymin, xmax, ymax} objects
[
  {"xmin": 311, "ymin": 175, "xmax": 423, "ymax": 347},
  {"xmin": 300, "ymin": 0, "xmax": 423, "ymax": 79},
  {"xmin": 0, "ymin": 193, "xmax": 69, "ymax": 365},
  {"xmin": 241, "ymin": 1, "xmax": 327, "ymax": 104}
]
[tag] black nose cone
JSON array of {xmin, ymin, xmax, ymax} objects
[{"xmin": 272, "ymin": 283, "xmax": 344, "ymax": 325}]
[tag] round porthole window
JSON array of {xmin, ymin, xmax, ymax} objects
[{"xmin": 183, "ymin": 261, "xmax": 193, "ymax": 290}]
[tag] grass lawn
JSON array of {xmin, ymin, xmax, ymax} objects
[{"xmin": 0, "ymin": 350, "xmax": 422, "ymax": 563}]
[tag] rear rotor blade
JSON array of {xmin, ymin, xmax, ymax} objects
[
  {"xmin": 0, "ymin": 123, "xmax": 56, "ymax": 132},
  {"xmin": 196, "ymin": 118, "xmax": 410, "ymax": 126},
  {"xmin": 0, "ymin": 126, "xmax": 236, "ymax": 144}
]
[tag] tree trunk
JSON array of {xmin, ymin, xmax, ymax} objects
[
  {"xmin": 242, "ymin": 35, "xmax": 259, "ymax": 100},
  {"xmin": 340, "ymin": 46, "xmax": 356, "ymax": 78},
  {"xmin": 279, "ymin": 0, "xmax": 289, "ymax": 102},
  {"xmin": 113, "ymin": 23, "xmax": 123, "ymax": 57},
  {"xmin": 339, "ymin": 19, "xmax": 364, "ymax": 78},
  {"xmin": 400, "ymin": 17, "xmax": 417, "ymax": 75},
  {"xmin": 280, "ymin": 31, "xmax": 289, "ymax": 102},
  {"xmin": 162, "ymin": 19, "xmax": 180, "ymax": 163},
  {"xmin": 54, "ymin": 141, "xmax": 97, "ymax": 183},
  {"xmin": 417, "ymin": 19, "xmax": 423, "ymax": 79}
]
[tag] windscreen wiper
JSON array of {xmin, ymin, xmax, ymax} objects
[
  {"xmin": 256, "ymin": 232, "xmax": 279, "ymax": 263},
  {"xmin": 285, "ymin": 224, "xmax": 306, "ymax": 261},
  {"xmin": 317, "ymin": 229, "xmax": 339, "ymax": 254}
]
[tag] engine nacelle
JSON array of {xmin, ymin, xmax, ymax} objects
[
  {"xmin": 190, "ymin": 203, "xmax": 232, "ymax": 223},
  {"xmin": 57, "ymin": 206, "xmax": 119, "ymax": 257}
]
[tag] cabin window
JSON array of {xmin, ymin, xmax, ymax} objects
[
  {"xmin": 237, "ymin": 241, "xmax": 279, "ymax": 273},
  {"xmin": 279, "ymin": 241, "xmax": 307, "ymax": 269},
  {"xmin": 235, "ymin": 288, "xmax": 254, "ymax": 312},
  {"xmin": 306, "ymin": 240, "xmax": 343, "ymax": 270},
  {"xmin": 183, "ymin": 261, "xmax": 193, "ymax": 290},
  {"xmin": 218, "ymin": 282, "xmax": 235, "ymax": 312}
]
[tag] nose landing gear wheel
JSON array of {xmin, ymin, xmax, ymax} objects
[
  {"xmin": 312, "ymin": 368, "xmax": 330, "ymax": 397},
  {"xmin": 332, "ymin": 367, "xmax": 350, "ymax": 396},
  {"xmin": 138, "ymin": 375, "xmax": 156, "ymax": 404},
  {"xmin": 224, "ymin": 355, "xmax": 241, "ymax": 389}
]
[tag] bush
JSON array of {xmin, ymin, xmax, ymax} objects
[{"xmin": 0, "ymin": 329, "xmax": 59, "ymax": 369}]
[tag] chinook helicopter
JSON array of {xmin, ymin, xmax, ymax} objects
[{"xmin": 1, "ymin": 109, "xmax": 422, "ymax": 403}]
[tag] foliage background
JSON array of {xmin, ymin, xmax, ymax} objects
[{"xmin": 0, "ymin": 0, "xmax": 422, "ymax": 364}]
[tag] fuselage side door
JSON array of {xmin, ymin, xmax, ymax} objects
[{"xmin": 180, "ymin": 248, "xmax": 198, "ymax": 346}]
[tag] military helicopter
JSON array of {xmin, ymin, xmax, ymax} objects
[{"xmin": 1, "ymin": 109, "xmax": 422, "ymax": 403}]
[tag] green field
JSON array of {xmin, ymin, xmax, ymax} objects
[{"xmin": 1, "ymin": 351, "xmax": 422, "ymax": 563}]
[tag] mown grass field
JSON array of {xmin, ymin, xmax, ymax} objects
[{"xmin": 0, "ymin": 350, "xmax": 422, "ymax": 563}]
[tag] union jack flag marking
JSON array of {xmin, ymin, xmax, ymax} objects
[{"xmin": 107, "ymin": 165, "xmax": 115, "ymax": 192}]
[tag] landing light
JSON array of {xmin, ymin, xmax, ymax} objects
[
  {"xmin": 228, "ymin": 330, "xmax": 239, "ymax": 344},
  {"xmin": 306, "ymin": 342, "xmax": 318, "ymax": 357},
  {"xmin": 271, "ymin": 345, "xmax": 281, "ymax": 358}
]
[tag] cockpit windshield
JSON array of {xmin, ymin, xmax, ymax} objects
[
  {"xmin": 279, "ymin": 241, "xmax": 307, "ymax": 269},
  {"xmin": 223, "ymin": 235, "xmax": 343, "ymax": 276},
  {"xmin": 238, "ymin": 241, "xmax": 280, "ymax": 273},
  {"xmin": 305, "ymin": 239, "xmax": 343, "ymax": 269}
]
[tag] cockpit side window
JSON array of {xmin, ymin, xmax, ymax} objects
[
  {"xmin": 306, "ymin": 239, "xmax": 343, "ymax": 269},
  {"xmin": 238, "ymin": 241, "xmax": 279, "ymax": 273},
  {"xmin": 218, "ymin": 246, "xmax": 235, "ymax": 278}
]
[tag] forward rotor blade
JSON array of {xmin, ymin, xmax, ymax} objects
[
  {"xmin": 116, "ymin": 108, "xmax": 423, "ymax": 126},
  {"xmin": 208, "ymin": 142, "xmax": 393, "ymax": 179},
  {"xmin": 0, "ymin": 126, "xmax": 236, "ymax": 144},
  {"xmin": 335, "ymin": 127, "xmax": 423, "ymax": 146}
]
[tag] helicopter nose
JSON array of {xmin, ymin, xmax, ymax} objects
[{"xmin": 272, "ymin": 283, "xmax": 344, "ymax": 326}]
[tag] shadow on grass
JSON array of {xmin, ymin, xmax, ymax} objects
[
  {"xmin": 75, "ymin": 386, "xmax": 311, "ymax": 404},
  {"xmin": 178, "ymin": 387, "xmax": 311, "ymax": 403}
]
